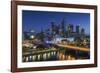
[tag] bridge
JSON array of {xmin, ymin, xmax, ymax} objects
[
  {"xmin": 23, "ymin": 49, "xmax": 58, "ymax": 56},
  {"xmin": 22, "ymin": 49, "xmax": 59, "ymax": 62},
  {"xmin": 56, "ymin": 44, "xmax": 90, "ymax": 52}
]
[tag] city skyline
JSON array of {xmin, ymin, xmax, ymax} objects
[
  {"xmin": 22, "ymin": 10, "xmax": 90, "ymax": 35},
  {"xmin": 22, "ymin": 10, "xmax": 90, "ymax": 62}
]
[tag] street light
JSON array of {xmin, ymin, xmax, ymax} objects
[{"xmin": 30, "ymin": 35, "xmax": 34, "ymax": 39}]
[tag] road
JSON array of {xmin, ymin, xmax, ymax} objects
[{"xmin": 56, "ymin": 44, "xmax": 90, "ymax": 52}]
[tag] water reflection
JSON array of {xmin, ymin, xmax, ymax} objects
[{"xmin": 23, "ymin": 49, "xmax": 90, "ymax": 62}]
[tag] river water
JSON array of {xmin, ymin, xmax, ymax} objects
[{"xmin": 23, "ymin": 49, "xmax": 90, "ymax": 62}]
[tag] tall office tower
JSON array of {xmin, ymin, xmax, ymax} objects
[
  {"xmin": 76, "ymin": 25, "xmax": 80, "ymax": 33},
  {"xmin": 70, "ymin": 24, "xmax": 74, "ymax": 32},
  {"xmin": 81, "ymin": 28, "xmax": 85, "ymax": 35},
  {"xmin": 61, "ymin": 18, "xmax": 65, "ymax": 34},
  {"xmin": 51, "ymin": 22, "xmax": 56, "ymax": 37},
  {"xmin": 51, "ymin": 22, "xmax": 55, "ymax": 31},
  {"xmin": 58, "ymin": 19, "xmax": 65, "ymax": 37},
  {"xmin": 40, "ymin": 28, "xmax": 44, "ymax": 41},
  {"xmin": 67, "ymin": 24, "xmax": 73, "ymax": 33}
]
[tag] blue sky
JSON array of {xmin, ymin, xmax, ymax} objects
[{"xmin": 22, "ymin": 10, "xmax": 90, "ymax": 35}]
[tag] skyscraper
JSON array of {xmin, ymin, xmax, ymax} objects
[
  {"xmin": 67, "ymin": 24, "xmax": 73, "ymax": 33},
  {"xmin": 70, "ymin": 24, "xmax": 74, "ymax": 32},
  {"xmin": 81, "ymin": 28, "xmax": 85, "ymax": 35},
  {"xmin": 61, "ymin": 19, "xmax": 65, "ymax": 33},
  {"xmin": 76, "ymin": 25, "xmax": 80, "ymax": 33},
  {"xmin": 51, "ymin": 21, "xmax": 55, "ymax": 37}
]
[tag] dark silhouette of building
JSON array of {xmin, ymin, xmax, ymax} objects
[
  {"xmin": 61, "ymin": 19, "xmax": 65, "ymax": 36},
  {"xmin": 81, "ymin": 28, "xmax": 85, "ymax": 35},
  {"xmin": 40, "ymin": 28, "xmax": 45, "ymax": 41},
  {"xmin": 51, "ymin": 21, "xmax": 56, "ymax": 37},
  {"xmin": 23, "ymin": 32, "xmax": 30, "ymax": 40},
  {"xmin": 67, "ymin": 24, "xmax": 74, "ymax": 33},
  {"xmin": 70, "ymin": 24, "xmax": 74, "ymax": 33},
  {"xmin": 76, "ymin": 25, "xmax": 80, "ymax": 33}
]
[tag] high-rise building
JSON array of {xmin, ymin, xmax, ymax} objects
[
  {"xmin": 81, "ymin": 28, "xmax": 85, "ymax": 35},
  {"xmin": 60, "ymin": 19, "xmax": 65, "ymax": 37},
  {"xmin": 61, "ymin": 18, "xmax": 65, "ymax": 33},
  {"xmin": 51, "ymin": 21, "xmax": 57, "ymax": 38},
  {"xmin": 70, "ymin": 24, "xmax": 74, "ymax": 32},
  {"xmin": 76, "ymin": 25, "xmax": 80, "ymax": 33},
  {"xmin": 51, "ymin": 22, "xmax": 55, "ymax": 31},
  {"xmin": 40, "ymin": 28, "xmax": 44, "ymax": 41},
  {"xmin": 67, "ymin": 24, "xmax": 73, "ymax": 33}
]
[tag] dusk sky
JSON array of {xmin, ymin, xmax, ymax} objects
[{"xmin": 22, "ymin": 10, "xmax": 90, "ymax": 35}]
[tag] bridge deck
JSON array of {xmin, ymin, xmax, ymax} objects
[
  {"xmin": 23, "ymin": 49, "xmax": 58, "ymax": 56},
  {"xmin": 56, "ymin": 44, "xmax": 90, "ymax": 52}
]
